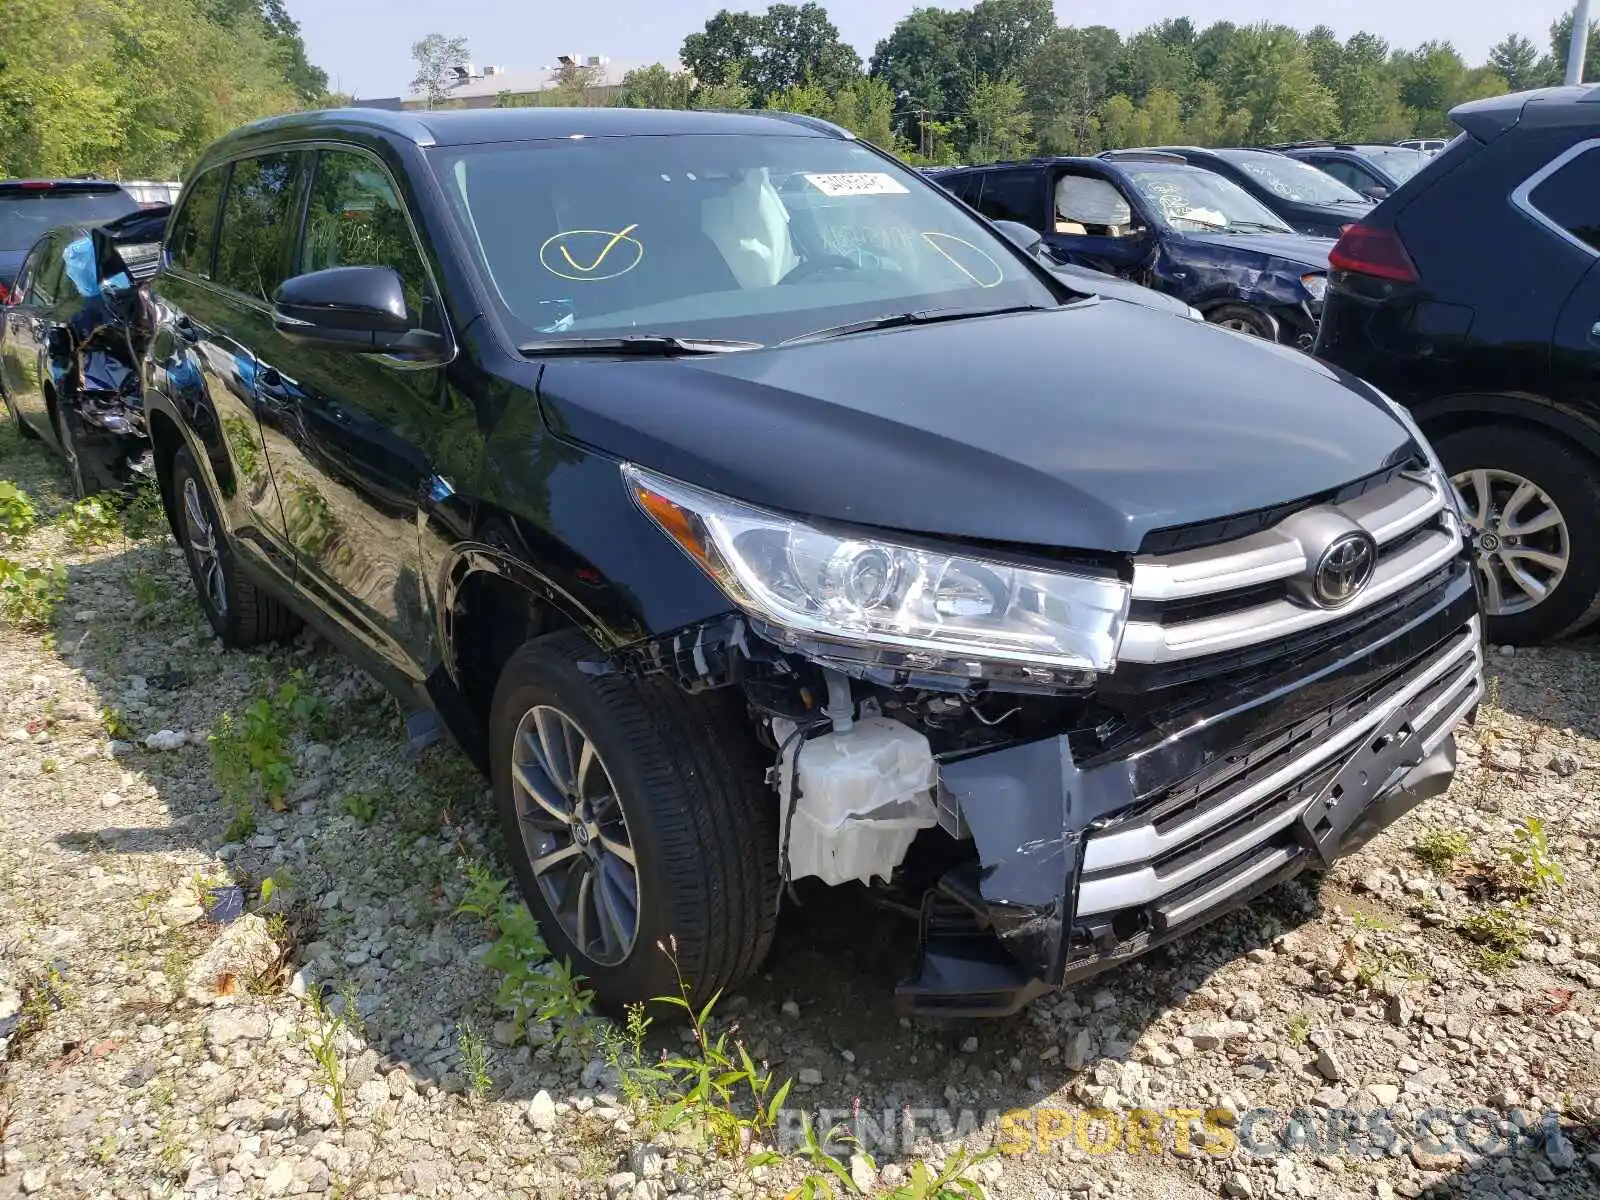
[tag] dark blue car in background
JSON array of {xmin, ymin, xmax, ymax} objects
[
  {"xmin": 1104, "ymin": 146, "xmax": 1375, "ymax": 237},
  {"xmin": 936, "ymin": 153, "xmax": 1333, "ymax": 347}
]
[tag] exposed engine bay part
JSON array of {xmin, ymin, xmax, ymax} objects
[{"xmin": 772, "ymin": 709, "xmax": 939, "ymax": 887}]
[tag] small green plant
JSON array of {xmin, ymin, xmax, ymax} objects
[
  {"xmin": 455, "ymin": 859, "xmax": 596, "ymax": 1048},
  {"xmin": 0, "ymin": 481, "xmax": 37, "ymax": 538},
  {"xmin": 1286, "ymin": 1013, "xmax": 1311, "ymax": 1045},
  {"xmin": 129, "ymin": 566, "xmax": 165, "ymax": 608},
  {"xmin": 602, "ymin": 1001, "xmax": 669, "ymax": 1110},
  {"xmin": 1351, "ymin": 909, "xmax": 1395, "ymax": 933},
  {"xmin": 1460, "ymin": 907, "xmax": 1526, "ymax": 969},
  {"xmin": 102, "ymin": 706, "xmax": 132, "ymax": 740},
  {"xmin": 40, "ymin": 757, "xmax": 56, "ymax": 773},
  {"xmin": 650, "ymin": 939, "xmax": 791, "ymax": 1156},
  {"xmin": 121, "ymin": 475, "xmax": 167, "ymax": 540},
  {"xmin": 883, "ymin": 1147, "xmax": 996, "ymax": 1200},
  {"xmin": 305, "ymin": 983, "xmax": 364, "ymax": 1128},
  {"xmin": 92, "ymin": 1131, "xmax": 121, "ymax": 1167},
  {"xmin": 0, "ymin": 556, "xmax": 66, "ymax": 630},
  {"xmin": 1499, "ymin": 817, "xmax": 1566, "ymax": 891},
  {"xmin": 343, "ymin": 791, "xmax": 379, "ymax": 825},
  {"xmin": 55, "ymin": 495, "xmax": 122, "ymax": 547},
  {"xmin": 211, "ymin": 675, "xmax": 323, "ymax": 814},
  {"xmin": 1414, "ymin": 828, "xmax": 1471, "ymax": 871},
  {"xmin": 457, "ymin": 1022, "xmax": 493, "ymax": 1099}
]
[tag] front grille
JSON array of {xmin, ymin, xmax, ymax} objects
[
  {"xmin": 1073, "ymin": 617, "xmax": 1482, "ymax": 919},
  {"xmin": 1121, "ymin": 468, "xmax": 1463, "ymax": 666}
]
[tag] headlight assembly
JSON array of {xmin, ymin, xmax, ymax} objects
[
  {"xmin": 623, "ymin": 464, "xmax": 1131, "ymax": 678},
  {"xmin": 1301, "ymin": 273, "xmax": 1328, "ymax": 302}
]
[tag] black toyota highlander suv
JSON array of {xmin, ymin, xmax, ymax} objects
[{"xmin": 139, "ymin": 107, "xmax": 1483, "ymax": 1017}]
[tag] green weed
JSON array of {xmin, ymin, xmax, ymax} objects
[
  {"xmin": 0, "ymin": 481, "xmax": 37, "ymax": 538},
  {"xmin": 101, "ymin": 706, "xmax": 132, "ymax": 740},
  {"xmin": 210, "ymin": 673, "xmax": 325, "ymax": 814},
  {"xmin": 129, "ymin": 566, "xmax": 165, "ymax": 608},
  {"xmin": 342, "ymin": 791, "xmax": 380, "ymax": 825},
  {"xmin": 55, "ymin": 495, "xmax": 121, "ymax": 547},
  {"xmin": 1414, "ymin": 828, "xmax": 1470, "ymax": 871},
  {"xmin": 305, "ymin": 983, "xmax": 364, "ymax": 1128},
  {"xmin": 458, "ymin": 1022, "xmax": 492, "ymax": 1099},
  {"xmin": 1287, "ymin": 1014, "xmax": 1310, "ymax": 1045},
  {"xmin": 120, "ymin": 475, "xmax": 167, "ymax": 540},
  {"xmin": 0, "ymin": 556, "xmax": 66, "ymax": 630},
  {"xmin": 1460, "ymin": 907, "xmax": 1526, "ymax": 969},
  {"xmin": 1499, "ymin": 817, "xmax": 1566, "ymax": 892},
  {"xmin": 455, "ymin": 859, "xmax": 596, "ymax": 1049}
]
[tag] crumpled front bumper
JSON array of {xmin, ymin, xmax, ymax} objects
[{"xmin": 896, "ymin": 563, "xmax": 1482, "ymax": 1018}]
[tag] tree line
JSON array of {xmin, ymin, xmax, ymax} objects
[
  {"xmin": 0, "ymin": 0, "xmax": 337, "ymax": 180},
  {"xmin": 600, "ymin": 1, "xmax": 1596, "ymax": 164}
]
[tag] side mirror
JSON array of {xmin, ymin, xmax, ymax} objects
[
  {"xmin": 1362, "ymin": 185, "xmax": 1390, "ymax": 201},
  {"xmin": 991, "ymin": 219, "xmax": 1044, "ymax": 258},
  {"xmin": 273, "ymin": 266, "xmax": 439, "ymax": 354}
]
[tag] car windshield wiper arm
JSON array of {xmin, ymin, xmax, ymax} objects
[
  {"xmin": 779, "ymin": 304, "xmax": 1051, "ymax": 346},
  {"xmin": 517, "ymin": 335, "xmax": 763, "ymax": 357},
  {"xmin": 1218, "ymin": 221, "xmax": 1293, "ymax": 234}
]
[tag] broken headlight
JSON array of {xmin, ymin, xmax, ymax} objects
[{"xmin": 624, "ymin": 463, "xmax": 1131, "ymax": 676}]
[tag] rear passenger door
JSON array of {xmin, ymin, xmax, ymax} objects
[
  {"xmin": 1, "ymin": 239, "xmax": 52, "ymax": 432},
  {"xmin": 149, "ymin": 157, "xmax": 297, "ymax": 584},
  {"xmin": 1533, "ymin": 141, "xmax": 1600, "ymax": 414}
]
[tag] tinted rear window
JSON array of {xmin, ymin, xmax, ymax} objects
[
  {"xmin": 1528, "ymin": 144, "xmax": 1600, "ymax": 254},
  {"xmin": 0, "ymin": 189, "xmax": 139, "ymax": 251}
]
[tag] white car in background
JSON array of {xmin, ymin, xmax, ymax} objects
[
  {"xmin": 1396, "ymin": 138, "xmax": 1449, "ymax": 155},
  {"xmin": 118, "ymin": 180, "xmax": 182, "ymax": 208}
]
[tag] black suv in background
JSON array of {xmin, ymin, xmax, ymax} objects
[
  {"xmin": 938, "ymin": 154, "xmax": 1332, "ymax": 346},
  {"xmin": 1317, "ymin": 85, "xmax": 1600, "ymax": 645},
  {"xmin": 1105, "ymin": 146, "xmax": 1375, "ymax": 237},
  {"xmin": 0, "ymin": 179, "xmax": 140, "ymax": 302},
  {"xmin": 140, "ymin": 107, "xmax": 1480, "ymax": 1017},
  {"xmin": 1275, "ymin": 143, "xmax": 1432, "ymax": 200}
]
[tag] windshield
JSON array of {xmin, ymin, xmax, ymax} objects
[
  {"xmin": 1216, "ymin": 150, "xmax": 1367, "ymax": 206},
  {"xmin": 428, "ymin": 133, "xmax": 1055, "ymax": 345},
  {"xmin": 0, "ymin": 189, "xmax": 139, "ymax": 251},
  {"xmin": 1124, "ymin": 167, "xmax": 1293, "ymax": 234},
  {"xmin": 1353, "ymin": 146, "xmax": 1429, "ymax": 183}
]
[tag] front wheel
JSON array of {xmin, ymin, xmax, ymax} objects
[
  {"xmin": 1435, "ymin": 424, "xmax": 1600, "ymax": 644},
  {"xmin": 52, "ymin": 402, "xmax": 88, "ymax": 499},
  {"xmin": 490, "ymin": 629, "xmax": 779, "ymax": 1012},
  {"xmin": 1205, "ymin": 304, "xmax": 1280, "ymax": 341},
  {"xmin": 170, "ymin": 445, "xmax": 301, "ymax": 647}
]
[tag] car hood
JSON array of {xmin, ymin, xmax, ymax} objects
[
  {"xmin": 536, "ymin": 303, "xmax": 1414, "ymax": 555},
  {"xmin": 1182, "ymin": 229, "xmax": 1335, "ymax": 270}
]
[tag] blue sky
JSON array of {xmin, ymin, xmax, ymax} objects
[{"xmin": 283, "ymin": 0, "xmax": 1576, "ymax": 100}]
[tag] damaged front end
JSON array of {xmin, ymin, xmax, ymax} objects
[{"xmin": 621, "ymin": 458, "xmax": 1482, "ymax": 1018}]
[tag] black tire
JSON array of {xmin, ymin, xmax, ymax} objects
[
  {"xmin": 1433, "ymin": 423, "xmax": 1600, "ymax": 644},
  {"xmin": 52, "ymin": 401, "xmax": 89, "ymax": 499},
  {"xmin": 1, "ymin": 383, "xmax": 39, "ymax": 440},
  {"xmin": 490, "ymin": 629, "xmax": 779, "ymax": 1013},
  {"xmin": 170, "ymin": 445, "xmax": 301, "ymax": 647},
  {"xmin": 1206, "ymin": 304, "xmax": 1279, "ymax": 341}
]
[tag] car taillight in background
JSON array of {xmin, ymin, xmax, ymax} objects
[
  {"xmin": 1329, "ymin": 223, "xmax": 1419, "ymax": 284},
  {"xmin": 0, "ymin": 283, "xmax": 10, "ymax": 305}
]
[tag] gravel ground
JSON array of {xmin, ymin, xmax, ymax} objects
[{"xmin": 3, "ymin": 426, "xmax": 1600, "ymax": 1200}]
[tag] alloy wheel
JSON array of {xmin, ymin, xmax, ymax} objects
[
  {"xmin": 181, "ymin": 476, "xmax": 228, "ymax": 617},
  {"xmin": 510, "ymin": 705, "xmax": 639, "ymax": 966},
  {"xmin": 1451, "ymin": 467, "xmax": 1570, "ymax": 617},
  {"xmin": 1216, "ymin": 315, "xmax": 1267, "ymax": 338}
]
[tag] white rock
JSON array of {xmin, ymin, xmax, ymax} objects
[
  {"xmin": 628, "ymin": 1145, "xmax": 664, "ymax": 1179},
  {"xmin": 780, "ymin": 999, "xmax": 801, "ymax": 1018},
  {"xmin": 357, "ymin": 1079, "xmax": 389, "ymax": 1107},
  {"xmin": 1314, "ymin": 1048, "xmax": 1346, "ymax": 1083},
  {"xmin": 526, "ymin": 1090, "xmax": 557, "ymax": 1132},
  {"xmin": 849, "ymin": 1152, "xmax": 876, "ymax": 1192},
  {"xmin": 108, "ymin": 740, "xmax": 135, "ymax": 756},
  {"xmin": 99, "ymin": 791, "xmax": 123, "ymax": 809},
  {"xmin": 798, "ymin": 1067, "xmax": 823, "ymax": 1086},
  {"xmin": 20, "ymin": 1168, "xmax": 47, "ymax": 1194},
  {"xmin": 1367, "ymin": 1083, "xmax": 1399, "ymax": 1106},
  {"xmin": 1223, "ymin": 1172, "xmax": 1254, "ymax": 1198},
  {"xmin": 261, "ymin": 1159, "xmax": 294, "ymax": 1196},
  {"xmin": 605, "ymin": 1172, "xmax": 637, "ymax": 1200},
  {"xmin": 1062, "ymin": 1028, "xmax": 1094, "ymax": 1072},
  {"xmin": 959, "ymin": 1035, "xmax": 979, "ymax": 1053},
  {"xmin": 143, "ymin": 729, "xmax": 189, "ymax": 751}
]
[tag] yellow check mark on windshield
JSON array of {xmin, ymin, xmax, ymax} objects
[{"xmin": 560, "ymin": 224, "xmax": 640, "ymax": 273}]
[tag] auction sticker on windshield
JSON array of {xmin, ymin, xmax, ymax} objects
[{"xmin": 804, "ymin": 173, "xmax": 910, "ymax": 197}]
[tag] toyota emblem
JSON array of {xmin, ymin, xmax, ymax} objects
[{"xmin": 1313, "ymin": 532, "xmax": 1378, "ymax": 608}]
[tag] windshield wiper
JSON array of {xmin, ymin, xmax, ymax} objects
[
  {"xmin": 780, "ymin": 304, "xmax": 1051, "ymax": 346},
  {"xmin": 1214, "ymin": 221, "xmax": 1292, "ymax": 234},
  {"xmin": 517, "ymin": 335, "xmax": 763, "ymax": 357}
]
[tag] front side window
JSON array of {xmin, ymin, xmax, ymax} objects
[
  {"xmin": 167, "ymin": 167, "xmax": 227, "ymax": 278},
  {"xmin": 1052, "ymin": 175, "xmax": 1134, "ymax": 235},
  {"xmin": 973, "ymin": 171, "xmax": 1041, "ymax": 227},
  {"xmin": 429, "ymin": 134, "xmax": 1052, "ymax": 343},
  {"xmin": 302, "ymin": 150, "xmax": 431, "ymax": 324},
  {"xmin": 1528, "ymin": 144, "xmax": 1600, "ymax": 254},
  {"xmin": 214, "ymin": 152, "xmax": 307, "ymax": 302},
  {"xmin": 30, "ymin": 238, "xmax": 67, "ymax": 306},
  {"xmin": 1314, "ymin": 160, "xmax": 1372, "ymax": 192},
  {"xmin": 1124, "ymin": 167, "xmax": 1293, "ymax": 234},
  {"xmin": 1216, "ymin": 150, "xmax": 1367, "ymax": 205},
  {"xmin": 1356, "ymin": 146, "xmax": 1428, "ymax": 184}
]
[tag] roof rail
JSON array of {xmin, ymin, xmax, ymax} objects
[{"xmin": 1098, "ymin": 149, "xmax": 1188, "ymax": 164}]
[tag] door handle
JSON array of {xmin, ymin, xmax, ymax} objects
[{"xmin": 1590, "ymin": 321, "xmax": 1600, "ymax": 342}]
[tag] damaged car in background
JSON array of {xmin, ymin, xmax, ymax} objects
[
  {"xmin": 143, "ymin": 107, "xmax": 1484, "ymax": 1019},
  {"xmin": 934, "ymin": 152, "xmax": 1333, "ymax": 347},
  {"xmin": 0, "ymin": 204, "xmax": 168, "ymax": 495}
]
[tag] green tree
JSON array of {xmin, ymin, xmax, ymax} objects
[
  {"xmin": 410, "ymin": 33, "xmax": 469, "ymax": 107},
  {"xmin": 1489, "ymin": 33, "xmax": 1543, "ymax": 90},
  {"xmin": 1110, "ymin": 30, "xmax": 1195, "ymax": 103},
  {"xmin": 682, "ymin": 3, "xmax": 859, "ymax": 106},
  {"xmin": 768, "ymin": 75, "xmax": 900, "ymax": 148},
  {"xmin": 965, "ymin": 0, "xmax": 1056, "ymax": 82},
  {"xmin": 1181, "ymin": 80, "xmax": 1252, "ymax": 146},
  {"xmin": 691, "ymin": 66, "xmax": 755, "ymax": 111},
  {"xmin": 1216, "ymin": 23, "xmax": 1337, "ymax": 142},
  {"xmin": 870, "ymin": 7, "xmax": 972, "ymax": 154},
  {"xmin": 1549, "ymin": 6, "xmax": 1600, "ymax": 83},
  {"xmin": 961, "ymin": 75, "xmax": 1032, "ymax": 161},
  {"xmin": 616, "ymin": 64, "xmax": 695, "ymax": 110},
  {"xmin": 1019, "ymin": 26, "xmax": 1120, "ymax": 155}
]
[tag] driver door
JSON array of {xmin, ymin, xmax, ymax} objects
[{"xmin": 1042, "ymin": 171, "xmax": 1156, "ymax": 282}]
